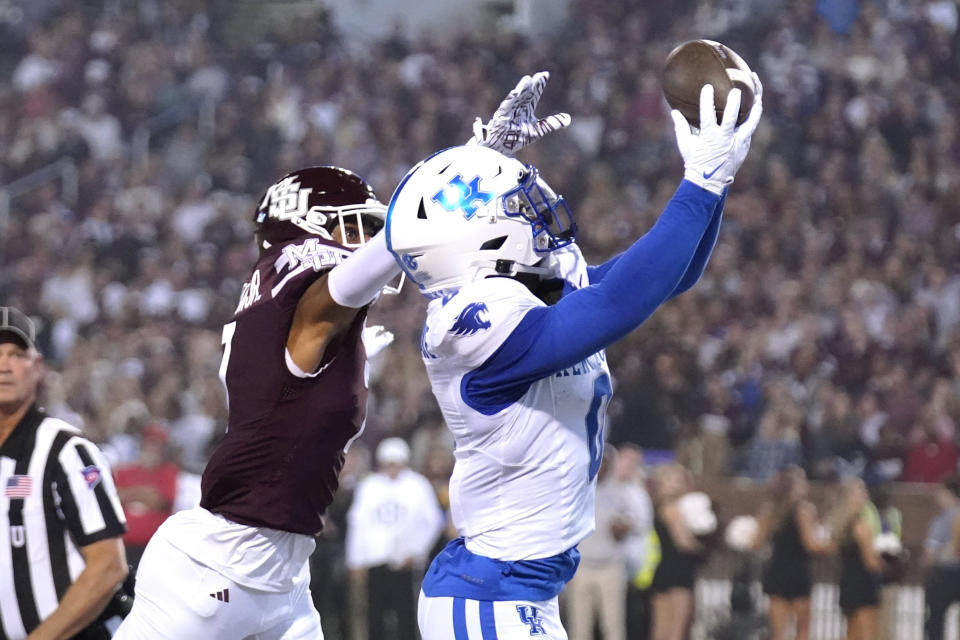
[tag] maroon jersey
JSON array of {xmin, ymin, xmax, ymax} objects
[{"xmin": 201, "ymin": 234, "xmax": 368, "ymax": 535}]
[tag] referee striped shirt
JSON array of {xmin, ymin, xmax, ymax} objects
[{"xmin": 0, "ymin": 405, "xmax": 126, "ymax": 640}]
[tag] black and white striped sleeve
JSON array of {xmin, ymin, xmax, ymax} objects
[{"xmin": 53, "ymin": 437, "xmax": 126, "ymax": 547}]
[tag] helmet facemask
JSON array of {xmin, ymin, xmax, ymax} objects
[
  {"xmin": 321, "ymin": 201, "xmax": 387, "ymax": 248},
  {"xmin": 501, "ymin": 166, "xmax": 576, "ymax": 256}
]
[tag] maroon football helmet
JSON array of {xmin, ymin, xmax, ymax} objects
[{"xmin": 253, "ymin": 166, "xmax": 386, "ymax": 252}]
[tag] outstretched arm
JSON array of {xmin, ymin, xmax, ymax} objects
[
  {"xmin": 668, "ymin": 74, "xmax": 761, "ymax": 296},
  {"xmin": 669, "ymin": 189, "xmax": 727, "ymax": 297},
  {"xmin": 463, "ymin": 180, "xmax": 718, "ymax": 412},
  {"xmin": 588, "ymin": 75, "xmax": 761, "ymax": 292},
  {"xmin": 586, "ymin": 190, "xmax": 726, "ymax": 290},
  {"xmin": 464, "ymin": 83, "xmax": 762, "ymax": 412}
]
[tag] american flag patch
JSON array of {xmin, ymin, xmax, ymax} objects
[{"xmin": 5, "ymin": 475, "xmax": 32, "ymax": 498}]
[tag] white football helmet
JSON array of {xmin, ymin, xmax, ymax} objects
[{"xmin": 385, "ymin": 145, "xmax": 576, "ymax": 295}]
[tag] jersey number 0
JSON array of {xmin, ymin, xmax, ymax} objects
[{"xmin": 586, "ymin": 373, "xmax": 611, "ymax": 480}]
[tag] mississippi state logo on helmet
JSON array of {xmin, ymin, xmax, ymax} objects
[{"xmin": 254, "ymin": 166, "xmax": 387, "ymax": 252}]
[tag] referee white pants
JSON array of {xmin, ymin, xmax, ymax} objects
[
  {"xmin": 113, "ymin": 533, "xmax": 323, "ymax": 640},
  {"xmin": 418, "ymin": 590, "xmax": 568, "ymax": 640}
]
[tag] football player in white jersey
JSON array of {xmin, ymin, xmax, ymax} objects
[{"xmin": 385, "ymin": 78, "xmax": 763, "ymax": 640}]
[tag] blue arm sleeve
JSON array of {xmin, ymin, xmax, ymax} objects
[
  {"xmin": 669, "ymin": 189, "xmax": 727, "ymax": 298},
  {"xmin": 586, "ymin": 189, "xmax": 725, "ymax": 288},
  {"xmin": 462, "ymin": 180, "xmax": 720, "ymax": 414},
  {"xmin": 586, "ymin": 253, "xmax": 623, "ymax": 284}
]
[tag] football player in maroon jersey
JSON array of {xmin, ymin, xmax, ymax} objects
[{"xmin": 113, "ymin": 72, "xmax": 570, "ymax": 640}]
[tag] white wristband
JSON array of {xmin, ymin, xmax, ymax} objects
[{"xmin": 327, "ymin": 233, "xmax": 401, "ymax": 308}]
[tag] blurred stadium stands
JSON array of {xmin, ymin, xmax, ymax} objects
[{"xmin": 1, "ymin": 1, "xmax": 958, "ymax": 637}]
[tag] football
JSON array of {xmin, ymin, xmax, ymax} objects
[{"xmin": 662, "ymin": 39, "xmax": 755, "ymax": 128}]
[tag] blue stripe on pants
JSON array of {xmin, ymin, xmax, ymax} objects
[
  {"xmin": 453, "ymin": 597, "xmax": 468, "ymax": 640},
  {"xmin": 479, "ymin": 601, "xmax": 498, "ymax": 639}
]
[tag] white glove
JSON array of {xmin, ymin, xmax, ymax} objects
[
  {"xmin": 361, "ymin": 325, "xmax": 394, "ymax": 359},
  {"xmin": 672, "ymin": 79, "xmax": 762, "ymax": 196},
  {"xmin": 468, "ymin": 71, "xmax": 571, "ymax": 156},
  {"xmin": 729, "ymin": 73, "xmax": 763, "ymax": 178}
]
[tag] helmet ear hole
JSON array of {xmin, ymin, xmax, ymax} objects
[
  {"xmin": 479, "ymin": 236, "xmax": 507, "ymax": 251},
  {"xmin": 417, "ymin": 199, "xmax": 428, "ymax": 220}
]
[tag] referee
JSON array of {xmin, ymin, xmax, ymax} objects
[{"xmin": 0, "ymin": 307, "xmax": 129, "ymax": 640}]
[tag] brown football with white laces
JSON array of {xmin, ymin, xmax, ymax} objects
[{"xmin": 662, "ymin": 39, "xmax": 755, "ymax": 128}]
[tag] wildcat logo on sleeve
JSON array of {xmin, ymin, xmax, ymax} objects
[
  {"xmin": 5, "ymin": 475, "xmax": 32, "ymax": 498},
  {"xmin": 449, "ymin": 302, "xmax": 492, "ymax": 337},
  {"xmin": 81, "ymin": 465, "xmax": 102, "ymax": 489}
]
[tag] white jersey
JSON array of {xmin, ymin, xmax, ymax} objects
[{"xmin": 421, "ymin": 254, "xmax": 610, "ymax": 562}]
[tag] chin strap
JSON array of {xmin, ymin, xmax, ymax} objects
[{"xmin": 495, "ymin": 259, "xmax": 557, "ymax": 278}]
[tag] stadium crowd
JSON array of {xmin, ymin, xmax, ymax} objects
[
  {"xmin": 2, "ymin": 0, "xmax": 957, "ymax": 484},
  {"xmin": 2, "ymin": 0, "xmax": 959, "ymax": 638}
]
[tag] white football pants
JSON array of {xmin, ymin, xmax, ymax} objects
[{"xmin": 113, "ymin": 533, "xmax": 323, "ymax": 640}]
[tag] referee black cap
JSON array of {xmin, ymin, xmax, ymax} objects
[{"xmin": 0, "ymin": 306, "xmax": 37, "ymax": 351}]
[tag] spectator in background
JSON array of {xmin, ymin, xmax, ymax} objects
[
  {"xmin": 923, "ymin": 473, "xmax": 960, "ymax": 640},
  {"xmin": 615, "ymin": 444, "xmax": 655, "ymax": 640},
  {"xmin": 678, "ymin": 375, "xmax": 734, "ymax": 477},
  {"xmin": 753, "ymin": 466, "xmax": 832, "ymax": 640},
  {"xmin": 114, "ymin": 423, "xmax": 179, "ymax": 569},
  {"xmin": 740, "ymin": 390, "xmax": 804, "ymax": 481},
  {"xmin": 409, "ymin": 412, "xmax": 454, "ymax": 473},
  {"xmin": 808, "ymin": 383, "xmax": 863, "ymax": 479},
  {"xmin": 866, "ymin": 484, "xmax": 905, "ymax": 640},
  {"xmin": 902, "ymin": 407, "xmax": 958, "ymax": 483},
  {"xmin": 311, "ymin": 442, "xmax": 372, "ymax": 640},
  {"xmin": 856, "ymin": 392, "xmax": 888, "ymax": 453},
  {"xmin": 564, "ymin": 445, "xmax": 649, "ymax": 640},
  {"xmin": 650, "ymin": 463, "xmax": 704, "ymax": 640},
  {"xmin": 830, "ymin": 478, "xmax": 882, "ymax": 640},
  {"xmin": 628, "ymin": 351, "xmax": 702, "ymax": 450},
  {"xmin": 416, "ymin": 442, "xmax": 457, "ymax": 556},
  {"xmin": 345, "ymin": 438, "xmax": 445, "ymax": 640}
]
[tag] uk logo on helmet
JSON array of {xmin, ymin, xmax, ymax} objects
[{"xmin": 431, "ymin": 175, "xmax": 493, "ymax": 219}]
